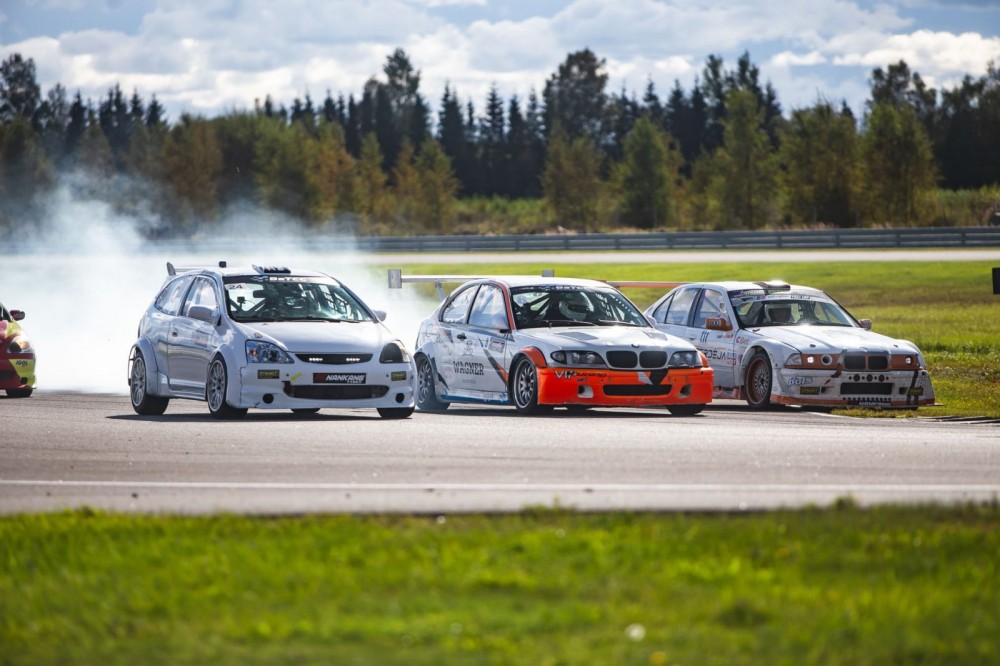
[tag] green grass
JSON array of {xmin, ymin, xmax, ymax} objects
[
  {"xmin": 388, "ymin": 258, "xmax": 1000, "ymax": 418},
  {"xmin": 1, "ymin": 505, "xmax": 998, "ymax": 665}
]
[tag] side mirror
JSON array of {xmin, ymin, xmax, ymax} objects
[
  {"xmin": 188, "ymin": 304, "xmax": 217, "ymax": 323},
  {"xmin": 859, "ymin": 318, "xmax": 872, "ymax": 330},
  {"xmin": 705, "ymin": 317, "xmax": 732, "ymax": 331},
  {"xmin": 373, "ymin": 310, "xmax": 387, "ymax": 322},
  {"xmin": 644, "ymin": 314, "xmax": 657, "ymax": 327},
  {"xmin": 11, "ymin": 310, "xmax": 25, "ymax": 321}
]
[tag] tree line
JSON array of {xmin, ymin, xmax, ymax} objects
[{"xmin": 1, "ymin": 48, "xmax": 998, "ymax": 237}]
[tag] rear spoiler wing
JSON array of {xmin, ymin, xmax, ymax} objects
[
  {"xmin": 166, "ymin": 260, "xmax": 228, "ymax": 276},
  {"xmin": 387, "ymin": 269, "xmax": 685, "ymax": 299}
]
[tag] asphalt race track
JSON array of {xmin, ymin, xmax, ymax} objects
[{"xmin": 1, "ymin": 392, "xmax": 997, "ymax": 514}]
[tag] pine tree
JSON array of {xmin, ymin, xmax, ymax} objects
[{"xmin": 618, "ymin": 116, "xmax": 677, "ymax": 229}]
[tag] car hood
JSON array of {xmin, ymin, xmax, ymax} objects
[
  {"xmin": 751, "ymin": 325, "xmax": 919, "ymax": 354},
  {"xmin": 520, "ymin": 325, "xmax": 693, "ymax": 351},
  {"xmin": 235, "ymin": 320, "xmax": 392, "ymax": 352}
]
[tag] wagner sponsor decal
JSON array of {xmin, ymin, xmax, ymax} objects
[
  {"xmin": 257, "ymin": 369, "xmax": 280, "ymax": 379},
  {"xmin": 314, "ymin": 372, "xmax": 366, "ymax": 384},
  {"xmin": 453, "ymin": 361, "xmax": 484, "ymax": 376},
  {"xmin": 390, "ymin": 370, "xmax": 408, "ymax": 381}
]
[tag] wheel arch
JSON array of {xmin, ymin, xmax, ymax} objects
[{"xmin": 129, "ymin": 338, "xmax": 161, "ymax": 396}]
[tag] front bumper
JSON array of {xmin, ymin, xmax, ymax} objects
[
  {"xmin": 537, "ymin": 366, "xmax": 714, "ymax": 407},
  {"xmin": 0, "ymin": 354, "xmax": 36, "ymax": 390},
  {"xmin": 773, "ymin": 367, "xmax": 936, "ymax": 408},
  {"xmin": 236, "ymin": 361, "xmax": 416, "ymax": 410}
]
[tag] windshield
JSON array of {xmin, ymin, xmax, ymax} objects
[
  {"xmin": 510, "ymin": 286, "xmax": 647, "ymax": 328},
  {"xmin": 732, "ymin": 295, "xmax": 855, "ymax": 328},
  {"xmin": 223, "ymin": 276, "xmax": 374, "ymax": 323}
]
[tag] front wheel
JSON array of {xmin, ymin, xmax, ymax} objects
[
  {"xmin": 744, "ymin": 350, "xmax": 773, "ymax": 410},
  {"xmin": 206, "ymin": 356, "xmax": 247, "ymax": 419},
  {"xmin": 378, "ymin": 407, "xmax": 414, "ymax": 419},
  {"xmin": 510, "ymin": 357, "xmax": 552, "ymax": 415},
  {"xmin": 5, "ymin": 388, "xmax": 33, "ymax": 398},
  {"xmin": 667, "ymin": 404, "xmax": 705, "ymax": 416},
  {"xmin": 416, "ymin": 356, "xmax": 449, "ymax": 411},
  {"xmin": 129, "ymin": 350, "xmax": 168, "ymax": 415}
]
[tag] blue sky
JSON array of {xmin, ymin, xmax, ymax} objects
[{"xmin": 1, "ymin": 0, "xmax": 998, "ymax": 123}]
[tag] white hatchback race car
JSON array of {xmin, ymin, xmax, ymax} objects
[
  {"xmin": 645, "ymin": 280, "xmax": 936, "ymax": 409},
  {"xmin": 129, "ymin": 262, "xmax": 416, "ymax": 419},
  {"xmin": 397, "ymin": 273, "xmax": 714, "ymax": 416}
]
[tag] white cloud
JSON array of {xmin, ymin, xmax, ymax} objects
[
  {"xmin": 3, "ymin": 0, "xmax": 998, "ymax": 122},
  {"xmin": 833, "ymin": 29, "xmax": 1000, "ymax": 75},
  {"xmin": 771, "ymin": 51, "xmax": 827, "ymax": 67}
]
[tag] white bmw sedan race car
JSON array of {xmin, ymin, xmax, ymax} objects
[
  {"xmin": 644, "ymin": 280, "xmax": 936, "ymax": 410},
  {"xmin": 402, "ymin": 274, "xmax": 714, "ymax": 416},
  {"xmin": 129, "ymin": 262, "xmax": 416, "ymax": 419}
]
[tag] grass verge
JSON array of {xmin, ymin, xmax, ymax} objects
[{"xmin": 1, "ymin": 505, "xmax": 997, "ymax": 665}]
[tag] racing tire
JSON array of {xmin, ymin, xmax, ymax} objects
[
  {"xmin": 129, "ymin": 350, "xmax": 168, "ymax": 416},
  {"xmin": 510, "ymin": 357, "xmax": 553, "ymax": 416},
  {"xmin": 416, "ymin": 355, "xmax": 449, "ymax": 411},
  {"xmin": 667, "ymin": 404, "xmax": 705, "ymax": 417},
  {"xmin": 377, "ymin": 407, "xmax": 415, "ymax": 419},
  {"xmin": 206, "ymin": 355, "xmax": 247, "ymax": 420},
  {"xmin": 5, "ymin": 388, "xmax": 33, "ymax": 398},
  {"xmin": 744, "ymin": 349, "xmax": 773, "ymax": 410}
]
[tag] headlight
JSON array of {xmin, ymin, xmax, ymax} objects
[
  {"xmin": 246, "ymin": 340, "xmax": 293, "ymax": 364},
  {"xmin": 785, "ymin": 353, "xmax": 802, "ymax": 367},
  {"xmin": 550, "ymin": 350, "xmax": 606, "ymax": 366},
  {"xmin": 6, "ymin": 335, "xmax": 33, "ymax": 354},
  {"xmin": 379, "ymin": 341, "xmax": 410, "ymax": 363},
  {"xmin": 668, "ymin": 350, "xmax": 700, "ymax": 367}
]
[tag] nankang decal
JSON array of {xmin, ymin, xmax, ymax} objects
[{"xmin": 454, "ymin": 361, "xmax": 484, "ymax": 376}]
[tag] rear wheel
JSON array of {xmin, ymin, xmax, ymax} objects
[
  {"xmin": 416, "ymin": 355, "xmax": 449, "ymax": 411},
  {"xmin": 667, "ymin": 404, "xmax": 705, "ymax": 416},
  {"xmin": 510, "ymin": 357, "xmax": 553, "ymax": 415},
  {"xmin": 207, "ymin": 356, "xmax": 247, "ymax": 419},
  {"xmin": 378, "ymin": 407, "xmax": 414, "ymax": 419},
  {"xmin": 744, "ymin": 350, "xmax": 773, "ymax": 410},
  {"xmin": 129, "ymin": 350, "xmax": 168, "ymax": 415},
  {"xmin": 5, "ymin": 388, "xmax": 33, "ymax": 398}
]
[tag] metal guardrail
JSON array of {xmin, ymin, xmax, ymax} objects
[
  {"xmin": 345, "ymin": 226, "xmax": 1000, "ymax": 253},
  {"xmin": 6, "ymin": 226, "xmax": 1000, "ymax": 255}
]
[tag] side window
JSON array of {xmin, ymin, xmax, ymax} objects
[
  {"xmin": 468, "ymin": 285, "xmax": 509, "ymax": 329},
  {"xmin": 155, "ymin": 276, "xmax": 194, "ymax": 316},
  {"xmin": 692, "ymin": 289, "xmax": 728, "ymax": 328},
  {"xmin": 441, "ymin": 286, "xmax": 478, "ymax": 324},
  {"xmin": 650, "ymin": 294, "xmax": 674, "ymax": 323},
  {"xmin": 183, "ymin": 277, "xmax": 219, "ymax": 317},
  {"xmin": 664, "ymin": 288, "xmax": 698, "ymax": 326}
]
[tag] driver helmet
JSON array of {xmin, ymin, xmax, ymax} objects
[
  {"xmin": 768, "ymin": 304, "xmax": 792, "ymax": 324},
  {"xmin": 557, "ymin": 291, "xmax": 594, "ymax": 321}
]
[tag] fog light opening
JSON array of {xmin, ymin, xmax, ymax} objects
[
  {"xmin": 577, "ymin": 385, "xmax": 594, "ymax": 398},
  {"xmin": 679, "ymin": 384, "xmax": 692, "ymax": 398},
  {"xmin": 395, "ymin": 392, "xmax": 405, "ymax": 404},
  {"xmin": 262, "ymin": 394, "xmax": 274, "ymax": 404}
]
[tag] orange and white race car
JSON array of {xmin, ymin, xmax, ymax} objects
[
  {"xmin": 1, "ymin": 301, "xmax": 36, "ymax": 398},
  {"xmin": 394, "ymin": 272, "xmax": 713, "ymax": 416}
]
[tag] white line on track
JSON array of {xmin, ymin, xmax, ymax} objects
[{"xmin": 3, "ymin": 480, "xmax": 998, "ymax": 493}]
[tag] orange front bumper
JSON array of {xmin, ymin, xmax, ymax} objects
[{"xmin": 536, "ymin": 366, "xmax": 714, "ymax": 407}]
